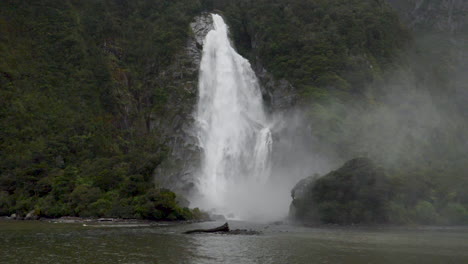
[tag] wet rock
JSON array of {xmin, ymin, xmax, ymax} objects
[
  {"xmin": 25, "ymin": 210, "xmax": 39, "ymax": 220},
  {"xmin": 184, "ymin": 223, "xmax": 262, "ymax": 235},
  {"xmin": 154, "ymin": 13, "xmax": 214, "ymax": 198},
  {"xmin": 253, "ymin": 62, "xmax": 298, "ymax": 111},
  {"xmin": 9, "ymin": 213, "xmax": 25, "ymax": 220},
  {"xmin": 153, "ymin": 12, "xmax": 300, "ymax": 201},
  {"xmin": 184, "ymin": 222, "xmax": 230, "ymax": 234},
  {"xmin": 190, "ymin": 13, "xmax": 214, "ymax": 47},
  {"xmin": 98, "ymin": 218, "xmax": 115, "ymax": 222},
  {"xmin": 53, "ymin": 216, "xmax": 83, "ymax": 223}
]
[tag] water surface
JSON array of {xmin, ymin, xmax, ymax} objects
[{"xmin": 1, "ymin": 220, "xmax": 468, "ymax": 264}]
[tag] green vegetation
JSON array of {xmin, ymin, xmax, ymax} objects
[
  {"xmin": 0, "ymin": 0, "xmax": 207, "ymax": 219},
  {"xmin": 292, "ymin": 158, "xmax": 468, "ymax": 225},
  {"xmin": 219, "ymin": 0, "xmax": 409, "ymax": 98},
  {"xmin": 216, "ymin": 0, "xmax": 467, "ymax": 225},
  {"xmin": 292, "ymin": 158, "xmax": 394, "ymax": 224},
  {"xmin": 1, "ymin": 0, "xmax": 466, "ymax": 224}
]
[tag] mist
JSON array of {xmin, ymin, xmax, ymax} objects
[
  {"xmin": 188, "ymin": 7, "xmax": 468, "ymax": 223},
  {"xmin": 252, "ymin": 29, "xmax": 468, "ymax": 223}
]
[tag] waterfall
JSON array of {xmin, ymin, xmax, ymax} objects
[{"xmin": 193, "ymin": 14, "xmax": 272, "ymax": 219}]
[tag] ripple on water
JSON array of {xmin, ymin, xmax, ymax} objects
[{"xmin": 1, "ymin": 221, "xmax": 468, "ymax": 263}]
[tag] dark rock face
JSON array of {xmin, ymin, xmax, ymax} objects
[
  {"xmin": 153, "ymin": 13, "xmax": 213, "ymax": 198},
  {"xmin": 252, "ymin": 61, "xmax": 298, "ymax": 112},
  {"xmin": 25, "ymin": 210, "xmax": 39, "ymax": 220},
  {"xmin": 183, "ymin": 222, "xmax": 262, "ymax": 235},
  {"xmin": 154, "ymin": 13, "xmax": 298, "ymax": 199},
  {"xmin": 290, "ymin": 158, "xmax": 394, "ymax": 225}
]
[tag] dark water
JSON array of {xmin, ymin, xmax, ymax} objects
[{"xmin": 1, "ymin": 220, "xmax": 468, "ymax": 264}]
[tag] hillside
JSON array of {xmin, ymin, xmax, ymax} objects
[
  {"xmin": 0, "ymin": 0, "xmax": 205, "ymax": 219},
  {"xmin": 1, "ymin": 0, "xmax": 466, "ymax": 223}
]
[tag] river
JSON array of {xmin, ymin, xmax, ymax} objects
[{"xmin": 1, "ymin": 220, "xmax": 468, "ymax": 263}]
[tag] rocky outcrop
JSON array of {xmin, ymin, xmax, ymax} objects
[
  {"xmin": 153, "ymin": 13, "xmax": 213, "ymax": 197},
  {"xmin": 290, "ymin": 158, "xmax": 394, "ymax": 224},
  {"xmin": 183, "ymin": 222, "xmax": 262, "ymax": 235},
  {"xmin": 190, "ymin": 15, "xmax": 215, "ymax": 50},
  {"xmin": 153, "ymin": 12, "xmax": 299, "ymax": 199},
  {"xmin": 253, "ymin": 61, "xmax": 298, "ymax": 112},
  {"xmin": 184, "ymin": 222, "xmax": 229, "ymax": 234},
  {"xmin": 25, "ymin": 210, "xmax": 39, "ymax": 220}
]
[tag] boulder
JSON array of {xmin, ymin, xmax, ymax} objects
[
  {"xmin": 184, "ymin": 222, "xmax": 230, "ymax": 234},
  {"xmin": 290, "ymin": 158, "xmax": 394, "ymax": 224},
  {"xmin": 97, "ymin": 218, "xmax": 114, "ymax": 222},
  {"xmin": 25, "ymin": 210, "xmax": 39, "ymax": 220},
  {"xmin": 183, "ymin": 223, "xmax": 262, "ymax": 235},
  {"xmin": 153, "ymin": 13, "xmax": 213, "ymax": 198}
]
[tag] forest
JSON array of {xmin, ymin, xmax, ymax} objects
[{"xmin": 1, "ymin": 0, "xmax": 467, "ymax": 224}]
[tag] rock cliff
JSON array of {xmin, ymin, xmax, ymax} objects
[{"xmin": 153, "ymin": 14, "xmax": 213, "ymax": 197}]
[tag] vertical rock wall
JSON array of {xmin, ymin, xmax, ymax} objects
[{"xmin": 153, "ymin": 14, "xmax": 213, "ymax": 198}]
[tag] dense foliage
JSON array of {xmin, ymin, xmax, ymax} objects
[
  {"xmin": 0, "ymin": 0, "xmax": 207, "ymax": 219},
  {"xmin": 214, "ymin": 0, "xmax": 467, "ymax": 225},
  {"xmin": 218, "ymin": 0, "xmax": 409, "ymax": 99},
  {"xmin": 292, "ymin": 158, "xmax": 394, "ymax": 224},
  {"xmin": 291, "ymin": 158, "xmax": 468, "ymax": 225},
  {"xmin": 1, "ymin": 0, "xmax": 466, "ymax": 224}
]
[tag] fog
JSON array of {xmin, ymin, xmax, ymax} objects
[
  {"xmin": 190, "ymin": 9, "xmax": 468, "ymax": 222},
  {"xmin": 249, "ymin": 29, "xmax": 468, "ymax": 222}
]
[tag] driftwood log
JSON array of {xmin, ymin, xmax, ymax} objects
[{"xmin": 184, "ymin": 222, "xmax": 230, "ymax": 234}]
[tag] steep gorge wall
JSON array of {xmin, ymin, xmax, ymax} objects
[
  {"xmin": 156, "ymin": 1, "xmax": 413, "ymax": 199},
  {"xmin": 1, "ymin": 0, "xmax": 442, "ymax": 216},
  {"xmin": 153, "ymin": 14, "xmax": 213, "ymax": 197},
  {"xmin": 0, "ymin": 0, "xmax": 209, "ymax": 217}
]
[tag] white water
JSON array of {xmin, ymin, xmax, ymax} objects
[{"xmin": 193, "ymin": 14, "xmax": 273, "ymax": 220}]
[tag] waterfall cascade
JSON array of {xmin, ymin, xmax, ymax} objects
[{"xmin": 193, "ymin": 14, "xmax": 273, "ymax": 219}]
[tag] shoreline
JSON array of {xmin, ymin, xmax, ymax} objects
[
  {"xmin": 0, "ymin": 215, "xmax": 209, "ymax": 225},
  {"xmin": 2, "ymin": 216, "xmax": 467, "ymax": 231}
]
